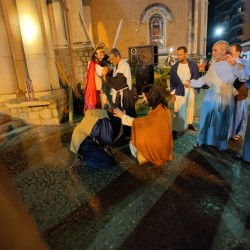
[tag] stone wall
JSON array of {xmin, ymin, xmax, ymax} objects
[
  {"xmin": 0, "ymin": 45, "xmax": 94, "ymax": 126},
  {"xmin": 54, "ymin": 47, "xmax": 94, "ymax": 89},
  {"xmin": 0, "ymin": 89, "xmax": 67, "ymax": 125}
]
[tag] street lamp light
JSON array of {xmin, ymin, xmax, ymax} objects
[
  {"xmin": 169, "ymin": 47, "xmax": 174, "ymax": 57},
  {"xmin": 215, "ymin": 27, "xmax": 224, "ymax": 40}
]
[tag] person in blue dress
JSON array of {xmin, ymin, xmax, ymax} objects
[
  {"xmin": 241, "ymin": 74, "xmax": 250, "ymax": 162},
  {"xmin": 228, "ymin": 44, "xmax": 248, "ymax": 141},
  {"xmin": 229, "ymin": 56, "xmax": 250, "ymax": 162},
  {"xmin": 188, "ymin": 40, "xmax": 248, "ymax": 150}
]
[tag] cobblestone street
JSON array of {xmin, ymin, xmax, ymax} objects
[{"xmin": 1, "ymin": 91, "xmax": 250, "ymax": 250}]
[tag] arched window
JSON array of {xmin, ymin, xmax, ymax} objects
[
  {"xmin": 149, "ymin": 14, "xmax": 164, "ymax": 49},
  {"xmin": 141, "ymin": 3, "xmax": 173, "ymax": 53}
]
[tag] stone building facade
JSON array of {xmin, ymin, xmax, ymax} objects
[
  {"xmin": 91, "ymin": 0, "xmax": 208, "ymax": 58},
  {"xmin": 0, "ymin": 0, "xmax": 208, "ymax": 125}
]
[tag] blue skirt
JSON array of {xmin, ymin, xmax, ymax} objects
[
  {"xmin": 242, "ymin": 112, "xmax": 250, "ymax": 162},
  {"xmin": 198, "ymin": 89, "xmax": 234, "ymax": 150},
  {"xmin": 78, "ymin": 136, "xmax": 116, "ymax": 169}
]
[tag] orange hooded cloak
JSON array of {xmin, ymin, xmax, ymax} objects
[{"xmin": 131, "ymin": 104, "xmax": 173, "ymax": 166}]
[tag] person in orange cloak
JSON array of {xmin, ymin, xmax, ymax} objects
[{"xmin": 113, "ymin": 84, "xmax": 173, "ymax": 166}]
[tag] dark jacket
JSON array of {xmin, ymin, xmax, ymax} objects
[{"xmin": 170, "ymin": 60, "xmax": 199, "ymax": 96}]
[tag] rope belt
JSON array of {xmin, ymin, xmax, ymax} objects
[{"xmin": 110, "ymin": 87, "xmax": 129, "ymax": 107}]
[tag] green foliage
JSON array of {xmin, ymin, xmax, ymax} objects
[
  {"xmin": 154, "ymin": 67, "xmax": 171, "ymax": 90},
  {"xmin": 154, "ymin": 67, "xmax": 171, "ymax": 78}
]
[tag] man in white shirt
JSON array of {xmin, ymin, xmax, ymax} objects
[{"xmin": 170, "ymin": 46, "xmax": 200, "ymax": 139}]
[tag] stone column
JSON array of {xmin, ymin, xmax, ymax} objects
[
  {"xmin": 83, "ymin": 5, "xmax": 93, "ymax": 44},
  {"xmin": 201, "ymin": 0, "xmax": 208, "ymax": 56},
  {"xmin": 187, "ymin": 0, "xmax": 198, "ymax": 55},
  {"xmin": 1, "ymin": 0, "xmax": 29, "ymax": 93},
  {"xmin": 36, "ymin": 0, "xmax": 60, "ymax": 90},
  {"xmin": 16, "ymin": 0, "xmax": 51, "ymax": 92},
  {"xmin": 47, "ymin": 1, "xmax": 68, "ymax": 47},
  {"xmin": 0, "ymin": 1, "xmax": 19, "ymax": 95}
]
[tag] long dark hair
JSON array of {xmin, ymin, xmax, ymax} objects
[
  {"xmin": 142, "ymin": 84, "xmax": 168, "ymax": 110},
  {"xmin": 91, "ymin": 45, "xmax": 106, "ymax": 62}
]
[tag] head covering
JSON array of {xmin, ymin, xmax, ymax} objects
[
  {"xmin": 70, "ymin": 109, "xmax": 109, "ymax": 154},
  {"xmin": 95, "ymin": 42, "xmax": 105, "ymax": 53}
]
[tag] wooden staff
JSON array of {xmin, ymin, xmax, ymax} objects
[
  {"xmin": 112, "ymin": 19, "xmax": 123, "ymax": 48},
  {"xmin": 62, "ymin": 0, "xmax": 79, "ymax": 122}
]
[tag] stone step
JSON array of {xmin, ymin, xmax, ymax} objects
[
  {"xmin": 0, "ymin": 114, "xmax": 12, "ymax": 125},
  {"xmin": 0, "ymin": 113, "xmax": 31, "ymax": 142}
]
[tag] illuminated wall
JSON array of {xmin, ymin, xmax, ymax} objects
[
  {"xmin": 0, "ymin": 1, "xmax": 19, "ymax": 95},
  {"xmin": 16, "ymin": 0, "xmax": 51, "ymax": 92}
]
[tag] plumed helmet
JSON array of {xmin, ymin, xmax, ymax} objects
[{"xmin": 95, "ymin": 42, "xmax": 105, "ymax": 53}]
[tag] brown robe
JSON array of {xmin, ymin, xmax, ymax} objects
[
  {"xmin": 237, "ymin": 82, "xmax": 248, "ymax": 101},
  {"xmin": 131, "ymin": 104, "xmax": 173, "ymax": 166}
]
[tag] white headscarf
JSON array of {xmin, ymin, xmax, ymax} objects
[{"xmin": 113, "ymin": 59, "xmax": 132, "ymax": 90}]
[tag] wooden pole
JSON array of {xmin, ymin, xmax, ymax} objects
[
  {"xmin": 62, "ymin": 0, "xmax": 80, "ymax": 122},
  {"xmin": 113, "ymin": 19, "xmax": 123, "ymax": 48}
]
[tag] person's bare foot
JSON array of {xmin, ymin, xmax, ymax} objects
[{"xmin": 188, "ymin": 124, "xmax": 199, "ymax": 131}]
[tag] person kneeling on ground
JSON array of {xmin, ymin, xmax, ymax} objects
[
  {"xmin": 113, "ymin": 84, "xmax": 173, "ymax": 166},
  {"xmin": 70, "ymin": 109, "xmax": 121, "ymax": 169}
]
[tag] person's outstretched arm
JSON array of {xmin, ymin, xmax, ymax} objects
[{"xmin": 113, "ymin": 108, "xmax": 134, "ymax": 127}]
